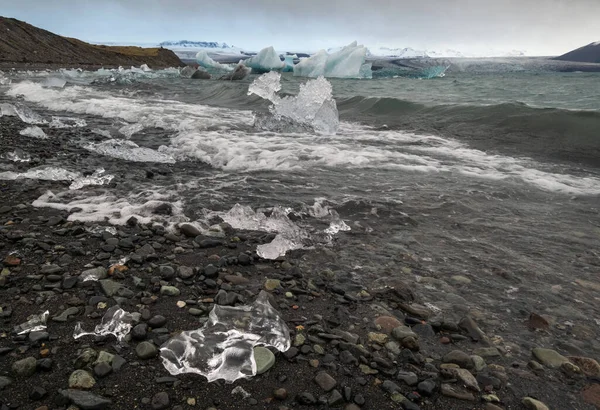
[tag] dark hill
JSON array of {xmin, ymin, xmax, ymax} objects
[
  {"xmin": 0, "ymin": 16, "xmax": 184, "ymax": 68},
  {"xmin": 554, "ymin": 41, "xmax": 600, "ymax": 64}
]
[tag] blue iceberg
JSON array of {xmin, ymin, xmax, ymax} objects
[
  {"xmin": 282, "ymin": 55, "xmax": 296, "ymax": 72},
  {"xmin": 196, "ymin": 51, "xmax": 233, "ymax": 72},
  {"xmin": 294, "ymin": 42, "xmax": 372, "ymax": 79},
  {"xmin": 244, "ymin": 46, "xmax": 285, "ymax": 74}
]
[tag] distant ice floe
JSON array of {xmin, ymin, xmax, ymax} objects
[
  {"xmin": 294, "ymin": 41, "xmax": 372, "ymax": 79},
  {"xmin": 244, "ymin": 46, "xmax": 285, "ymax": 74},
  {"xmin": 248, "ymin": 72, "xmax": 339, "ymax": 134},
  {"xmin": 159, "ymin": 291, "xmax": 290, "ymax": 383},
  {"xmin": 74, "ymin": 306, "xmax": 140, "ymax": 343}
]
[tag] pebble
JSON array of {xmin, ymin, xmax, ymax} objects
[
  {"xmin": 68, "ymin": 370, "xmax": 96, "ymax": 389},
  {"xmin": 253, "ymin": 346, "xmax": 275, "ymax": 375},
  {"xmin": 160, "ymin": 285, "xmax": 180, "ymax": 296},
  {"xmin": 396, "ymin": 371, "xmax": 418, "ymax": 386},
  {"xmin": 12, "ymin": 356, "xmax": 37, "ymax": 377},
  {"xmin": 391, "ymin": 326, "xmax": 418, "ymax": 341},
  {"xmin": 136, "ymin": 341, "xmax": 158, "ymax": 359},
  {"xmin": 296, "ymin": 392, "xmax": 317, "ymax": 404},
  {"xmin": 441, "ymin": 383, "xmax": 476, "ymax": 401},
  {"xmin": 522, "ymin": 397, "xmax": 550, "ymax": 410},
  {"xmin": 417, "ymin": 379, "xmax": 436, "ymax": 396},
  {"xmin": 151, "ymin": 392, "xmax": 170, "ymax": 410},
  {"xmin": 59, "ymin": 389, "xmax": 112, "ymax": 410},
  {"xmin": 273, "ymin": 388, "xmax": 288, "ymax": 400},
  {"xmin": 148, "ymin": 315, "xmax": 167, "ymax": 328},
  {"xmin": 443, "ymin": 350, "xmax": 473, "ymax": 368},
  {"xmin": 442, "ymin": 368, "xmax": 480, "ymax": 391},
  {"xmin": 29, "ymin": 386, "xmax": 47, "ymax": 400},
  {"xmin": 314, "ymin": 371, "xmax": 337, "ymax": 392},
  {"xmin": 374, "ymin": 316, "xmax": 402, "ymax": 333},
  {"xmin": 532, "ymin": 348, "xmax": 569, "ymax": 369},
  {"xmin": 0, "ymin": 376, "xmax": 12, "ymax": 390}
]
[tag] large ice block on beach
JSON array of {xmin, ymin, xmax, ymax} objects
[
  {"xmin": 244, "ymin": 46, "xmax": 285, "ymax": 73},
  {"xmin": 248, "ymin": 72, "xmax": 339, "ymax": 134},
  {"xmin": 159, "ymin": 291, "xmax": 290, "ymax": 383},
  {"xmin": 196, "ymin": 51, "xmax": 233, "ymax": 72},
  {"xmin": 294, "ymin": 41, "xmax": 372, "ymax": 79}
]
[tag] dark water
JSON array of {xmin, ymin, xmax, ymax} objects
[{"xmin": 1, "ymin": 67, "xmax": 599, "ymax": 358}]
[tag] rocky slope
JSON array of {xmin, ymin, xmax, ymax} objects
[
  {"xmin": 554, "ymin": 42, "xmax": 600, "ymax": 64},
  {"xmin": 0, "ymin": 17, "xmax": 183, "ymax": 68}
]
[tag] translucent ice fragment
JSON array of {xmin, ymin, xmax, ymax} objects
[
  {"xmin": 256, "ymin": 234, "xmax": 302, "ymax": 259},
  {"xmin": 159, "ymin": 291, "xmax": 290, "ymax": 383},
  {"xmin": 15, "ymin": 311, "xmax": 49, "ymax": 335},
  {"xmin": 1, "ymin": 149, "xmax": 31, "ymax": 162},
  {"xmin": 0, "ymin": 71, "xmax": 11, "ymax": 85},
  {"xmin": 0, "ymin": 166, "xmax": 80, "ymax": 181},
  {"xmin": 69, "ymin": 168, "xmax": 115, "ymax": 190},
  {"xmin": 140, "ymin": 64, "xmax": 151, "ymax": 72},
  {"xmin": 118, "ymin": 123, "xmax": 144, "ymax": 138},
  {"xmin": 248, "ymin": 73, "xmax": 339, "ymax": 134},
  {"xmin": 14, "ymin": 104, "xmax": 46, "ymax": 124},
  {"xmin": 73, "ymin": 306, "xmax": 139, "ymax": 342},
  {"xmin": 44, "ymin": 77, "xmax": 67, "ymax": 88},
  {"xmin": 324, "ymin": 210, "xmax": 351, "ymax": 235},
  {"xmin": 84, "ymin": 139, "xmax": 175, "ymax": 163},
  {"xmin": 20, "ymin": 126, "xmax": 48, "ymax": 139},
  {"xmin": 49, "ymin": 116, "xmax": 87, "ymax": 129},
  {"xmin": 244, "ymin": 46, "xmax": 285, "ymax": 73},
  {"xmin": 0, "ymin": 103, "xmax": 17, "ymax": 116}
]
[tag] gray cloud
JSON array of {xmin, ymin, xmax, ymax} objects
[{"xmin": 3, "ymin": 0, "xmax": 599, "ymax": 55}]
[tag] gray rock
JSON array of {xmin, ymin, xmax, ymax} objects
[
  {"xmin": 532, "ymin": 348, "xmax": 569, "ymax": 369},
  {"xmin": 522, "ymin": 397, "xmax": 550, "ymax": 410},
  {"xmin": 160, "ymin": 285, "xmax": 180, "ymax": 296},
  {"xmin": 204, "ymin": 264, "xmax": 219, "ymax": 278},
  {"xmin": 29, "ymin": 331, "xmax": 49, "ymax": 343},
  {"xmin": 159, "ymin": 265, "xmax": 175, "ymax": 279},
  {"xmin": 52, "ymin": 307, "xmax": 80, "ymax": 322},
  {"xmin": 136, "ymin": 341, "xmax": 158, "ymax": 359},
  {"xmin": 441, "ymin": 383, "xmax": 476, "ymax": 401},
  {"xmin": 179, "ymin": 223, "xmax": 202, "ymax": 237},
  {"xmin": 148, "ymin": 315, "xmax": 167, "ymax": 328},
  {"xmin": 396, "ymin": 371, "xmax": 418, "ymax": 386},
  {"xmin": 314, "ymin": 371, "xmax": 337, "ymax": 392},
  {"xmin": 0, "ymin": 376, "xmax": 12, "ymax": 390},
  {"xmin": 69, "ymin": 369, "xmax": 96, "ymax": 389},
  {"xmin": 442, "ymin": 368, "xmax": 480, "ymax": 391},
  {"xmin": 81, "ymin": 267, "xmax": 107, "ymax": 281},
  {"xmin": 328, "ymin": 389, "xmax": 344, "ymax": 406},
  {"xmin": 99, "ymin": 279, "xmax": 123, "ymax": 297},
  {"xmin": 459, "ymin": 316, "xmax": 490, "ymax": 345},
  {"xmin": 443, "ymin": 350, "xmax": 473, "ymax": 369},
  {"xmin": 94, "ymin": 362, "xmax": 112, "ymax": 378},
  {"xmin": 132, "ymin": 323, "xmax": 148, "ymax": 340},
  {"xmin": 254, "ymin": 346, "xmax": 275, "ymax": 375},
  {"xmin": 40, "ymin": 264, "xmax": 63, "ymax": 274},
  {"xmin": 136, "ymin": 244, "xmax": 156, "ymax": 257},
  {"xmin": 59, "ymin": 389, "xmax": 112, "ymax": 410},
  {"xmin": 178, "ymin": 266, "xmax": 195, "ymax": 280},
  {"xmin": 417, "ymin": 379, "xmax": 437, "ymax": 396},
  {"xmin": 473, "ymin": 347, "xmax": 501, "ymax": 358},
  {"xmin": 30, "ymin": 386, "xmax": 47, "ymax": 400},
  {"xmin": 391, "ymin": 326, "xmax": 417, "ymax": 341},
  {"xmin": 12, "ymin": 356, "xmax": 37, "ymax": 377},
  {"xmin": 151, "ymin": 391, "xmax": 170, "ymax": 409},
  {"xmin": 382, "ymin": 380, "xmax": 402, "ymax": 394}
]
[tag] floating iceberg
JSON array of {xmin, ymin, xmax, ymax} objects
[
  {"xmin": 69, "ymin": 168, "xmax": 115, "ymax": 190},
  {"xmin": 248, "ymin": 72, "xmax": 339, "ymax": 135},
  {"xmin": 84, "ymin": 139, "xmax": 175, "ymax": 163},
  {"xmin": 196, "ymin": 51, "xmax": 233, "ymax": 72},
  {"xmin": 74, "ymin": 306, "xmax": 139, "ymax": 343},
  {"xmin": 244, "ymin": 46, "xmax": 285, "ymax": 73},
  {"xmin": 282, "ymin": 55, "xmax": 296, "ymax": 72},
  {"xmin": 294, "ymin": 42, "xmax": 372, "ymax": 79},
  {"xmin": 159, "ymin": 291, "xmax": 290, "ymax": 383}
]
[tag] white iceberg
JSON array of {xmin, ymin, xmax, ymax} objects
[
  {"xmin": 244, "ymin": 46, "xmax": 285, "ymax": 73},
  {"xmin": 248, "ymin": 72, "xmax": 339, "ymax": 135},
  {"xmin": 294, "ymin": 41, "xmax": 372, "ymax": 79},
  {"xmin": 159, "ymin": 291, "xmax": 290, "ymax": 383},
  {"xmin": 196, "ymin": 51, "xmax": 232, "ymax": 72}
]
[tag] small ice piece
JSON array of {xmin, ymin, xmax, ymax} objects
[
  {"xmin": 243, "ymin": 46, "xmax": 285, "ymax": 73},
  {"xmin": 44, "ymin": 77, "xmax": 67, "ymax": 88},
  {"xmin": 14, "ymin": 311, "xmax": 49, "ymax": 335},
  {"xmin": 324, "ymin": 210, "xmax": 351, "ymax": 235},
  {"xmin": 140, "ymin": 64, "xmax": 151, "ymax": 72},
  {"xmin": 49, "ymin": 117, "xmax": 87, "ymax": 128},
  {"xmin": 256, "ymin": 234, "xmax": 302, "ymax": 259},
  {"xmin": 0, "ymin": 166, "xmax": 80, "ymax": 181},
  {"xmin": 196, "ymin": 51, "xmax": 233, "ymax": 72},
  {"xmin": 0, "ymin": 71, "xmax": 11, "ymax": 85},
  {"xmin": 19, "ymin": 126, "xmax": 48, "ymax": 139},
  {"xmin": 231, "ymin": 386, "xmax": 251, "ymax": 399},
  {"xmin": 14, "ymin": 104, "xmax": 46, "ymax": 124},
  {"xmin": 248, "ymin": 72, "xmax": 339, "ymax": 134},
  {"xmin": 84, "ymin": 139, "xmax": 175, "ymax": 163},
  {"xmin": 1, "ymin": 149, "xmax": 31, "ymax": 162},
  {"xmin": 159, "ymin": 291, "xmax": 290, "ymax": 383},
  {"xmin": 73, "ymin": 306, "xmax": 139, "ymax": 342},
  {"xmin": 87, "ymin": 226, "xmax": 118, "ymax": 236},
  {"xmin": 69, "ymin": 168, "xmax": 115, "ymax": 190},
  {"xmin": 118, "ymin": 123, "xmax": 144, "ymax": 138},
  {"xmin": 0, "ymin": 103, "xmax": 17, "ymax": 116}
]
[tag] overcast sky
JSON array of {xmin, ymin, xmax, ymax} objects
[{"xmin": 2, "ymin": 0, "xmax": 599, "ymax": 55}]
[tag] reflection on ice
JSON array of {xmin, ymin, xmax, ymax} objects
[
  {"xmin": 159, "ymin": 291, "xmax": 290, "ymax": 383},
  {"xmin": 248, "ymin": 72, "xmax": 339, "ymax": 134},
  {"xmin": 15, "ymin": 311, "xmax": 49, "ymax": 335},
  {"xmin": 73, "ymin": 306, "xmax": 139, "ymax": 342}
]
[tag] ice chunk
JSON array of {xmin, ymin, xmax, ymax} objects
[
  {"xmin": 14, "ymin": 104, "xmax": 46, "ymax": 124},
  {"xmin": 248, "ymin": 72, "xmax": 339, "ymax": 134},
  {"xmin": 69, "ymin": 168, "xmax": 115, "ymax": 190},
  {"xmin": 221, "ymin": 204, "xmax": 308, "ymax": 259},
  {"xmin": 19, "ymin": 126, "xmax": 48, "ymax": 139},
  {"xmin": 49, "ymin": 116, "xmax": 87, "ymax": 128},
  {"xmin": 84, "ymin": 139, "xmax": 175, "ymax": 163},
  {"xmin": 244, "ymin": 46, "xmax": 285, "ymax": 73},
  {"xmin": 282, "ymin": 55, "xmax": 296, "ymax": 72},
  {"xmin": 140, "ymin": 64, "xmax": 151, "ymax": 72},
  {"xmin": 73, "ymin": 306, "xmax": 139, "ymax": 342},
  {"xmin": 0, "ymin": 103, "xmax": 17, "ymax": 116},
  {"xmin": 44, "ymin": 77, "xmax": 67, "ymax": 88},
  {"xmin": 1, "ymin": 149, "xmax": 31, "ymax": 162},
  {"xmin": 324, "ymin": 210, "xmax": 351, "ymax": 235},
  {"xmin": 118, "ymin": 123, "xmax": 144, "ymax": 138},
  {"xmin": 196, "ymin": 51, "xmax": 233, "ymax": 72},
  {"xmin": 0, "ymin": 71, "xmax": 11, "ymax": 85},
  {"xmin": 294, "ymin": 42, "xmax": 372, "ymax": 79},
  {"xmin": 14, "ymin": 311, "xmax": 49, "ymax": 335},
  {"xmin": 159, "ymin": 291, "xmax": 290, "ymax": 383},
  {"xmin": 0, "ymin": 166, "xmax": 80, "ymax": 181}
]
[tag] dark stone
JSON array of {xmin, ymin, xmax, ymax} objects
[
  {"xmin": 196, "ymin": 237, "xmax": 224, "ymax": 248},
  {"xmin": 204, "ymin": 264, "xmax": 219, "ymax": 278},
  {"xmin": 382, "ymin": 380, "xmax": 402, "ymax": 394},
  {"xmin": 417, "ymin": 379, "xmax": 437, "ymax": 396},
  {"xmin": 132, "ymin": 323, "xmax": 148, "ymax": 340},
  {"xmin": 314, "ymin": 372, "xmax": 337, "ymax": 392},
  {"xmin": 328, "ymin": 389, "xmax": 344, "ymax": 406},
  {"xmin": 459, "ymin": 316, "xmax": 490, "ymax": 345},
  {"xmin": 238, "ymin": 253, "xmax": 251, "ymax": 265},
  {"xmin": 296, "ymin": 392, "xmax": 317, "ymax": 405},
  {"xmin": 62, "ymin": 276, "xmax": 78, "ymax": 289},
  {"xmin": 30, "ymin": 386, "xmax": 47, "ymax": 400},
  {"xmin": 153, "ymin": 203, "xmax": 172, "ymax": 215},
  {"xmin": 284, "ymin": 347, "xmax": 299, "ymax": 360},
  {"xmin": 191, "ymin": 69, "xmax": 211, "ymax": 80},
  {"xmin": 148, "ymin": 315, "xmax": 167, "ymax": 328},
  {"xmin": 412, "ymin": 324, "xmax": 435, "ymax": 339},
  {"xmin": 151, "ymin": 392, "xmax": 170, "ymax": 410},
  {"xmin": 179, "ymin": 224, "xmax": 202, "ymax": 238},
  {"xmin": 29, "ymin": 331, "xmax": 49, "ymax": 343},
  {"xmin": 94, "ymin": 362, "xmax": 112, "ymax": 378},
  {"xmin": 59, "ymin": 389, "xmax": 112, "ymax": 410}
]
